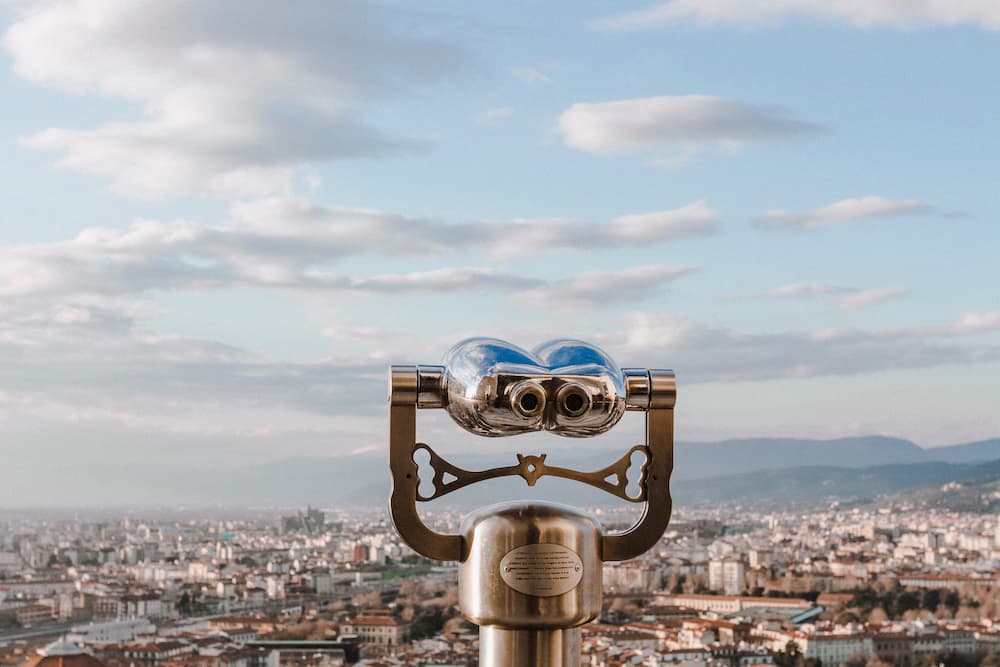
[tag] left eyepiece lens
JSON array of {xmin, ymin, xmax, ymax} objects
[{"xmin": 510, "ymin": 381, "xmax": 546, "ymax": 418}]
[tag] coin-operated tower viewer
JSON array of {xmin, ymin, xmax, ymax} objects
[{"xmin": 388, "ymin": 338, "xmax": 677, "ymax": 667}]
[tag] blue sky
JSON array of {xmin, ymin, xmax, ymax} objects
[{"xmin": 1, "ymin": 0, "xmax": 998, "ymax": 475}]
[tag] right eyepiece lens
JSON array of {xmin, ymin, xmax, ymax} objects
[
  {"xmin": 557, "ymin": 384, "xmax": 591, "ymax": 418},
  {"xmin": 519, "ymin": 392, "xmax": 539, "ymax": 412},
  {"xmin": 563, "ymin": 392, "xmax": 584, "ymax": 413}
]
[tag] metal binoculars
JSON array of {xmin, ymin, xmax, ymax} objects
[{"xmin": 388, "ymin": 337, "xmax": 676, "ymax": 666}]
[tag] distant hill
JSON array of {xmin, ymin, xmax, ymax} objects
[
  {"xmin": 673, "ymin": 436, "xmax": 1000, "ymax": 481},
  {"xmin": 3, "ymin": 436, "xmax": 998, "ymax": 508},
  {"xmin": 672, "ymin": 458, "xmax": 1000, "ymax": 506}
]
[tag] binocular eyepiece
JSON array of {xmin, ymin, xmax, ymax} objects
[
  {"xmin": 509, "ymin": 380, "xmax": 591, "ymax": 420},
  {"xmin": 399, "ymin": 337, "xmax": 672, "ymax": 438}
]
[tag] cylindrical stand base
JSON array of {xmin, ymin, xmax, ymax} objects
[{"xmin": 480, "ymin": 626, "xmax": 581, "ymax": 667}]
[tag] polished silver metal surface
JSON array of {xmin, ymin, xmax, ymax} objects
[
  {"xmin": 387, "ymin": 337, "xmax": 677, "ymax": 667},
  {"xmin": 440, "ymin": 337, "xmax": 628, "ymax": 437}
]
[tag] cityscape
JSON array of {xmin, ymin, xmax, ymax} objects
[
  {"xmin": 2, "ymin": 488, "xmax": 999, "ymax": 667},
  {"xmin": 3, "ymin": 1, "xmax": 1000, "ymax": 667}
]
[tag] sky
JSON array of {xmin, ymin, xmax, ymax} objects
[{"xmin": 1, "ymin": 0, "xmax": 999, "ymax": 475}]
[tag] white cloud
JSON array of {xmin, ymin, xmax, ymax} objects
[
  {"xmin": 309, "ymin": 267, "xmax": 544, "ymax": 294},
  {"xmin": 3, "ymin": 0, "xmax": 462, "ymax": 198},
  {"xmin": 521, "ymin": 264, "xmax": 696, "ymax": 309},
  {"xmin": 485, "ymin": 201, "xmax": 718, "ymax": 259},
  {"xmin": 0, "ymin": 197, "xmax": 712, "ymax": 314},
  {"xmin": 608, "ymin": 206, "xmax": 719, "ymax": 242},
  {"xmin": 3, "ymin": 268, "xmax": 998, "ymax": 467},
  {"xmin": 604, "ymin": 311, "xmax": 1000, "ymax": 383},
  {"xmin": 594, "ymin": 0, "xmax": 1000, "ymax": 31},
  {"xmin": 953, "ymin": 311, "xmax": 1000, "ymax": 333},
  {"xmin": 232, "ymin": 196, "xmax": 718, "ymax": 261},
  {"xmin": 767, "ymin": 283, "xmax": 855, "ymax": 299},
  {"xmin": 753, "ymin": 196, "xmax": 933, "ymax": 229},
  {"xmin": 740, "ymin": 283, "xmax": 910, "ymax": 310},
  {"xmin": 838, "ymin": 287, "xmax": 911, "ymax": 310},
  {"xmin": 557, "ymin": 95, "xmax": 822, "ymax": 155},
  {"xmin": 511, "ymin": 66, "xmax": 551, "ymax": 85},
  {"xmin": 476, "ymin": 107, "xmax": 515, "ymax": 124}
]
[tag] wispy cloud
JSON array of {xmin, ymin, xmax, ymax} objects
[
  {"xmin": 557, "ymin": 95, "xmax": 822, "ymax": 156},
  {"xmin": 3, "ymin": 284, "xmax": 997, "ymax": 466},
  {"xmin": 476, "ymin": 107, "xmax": 514, "ymax": 124},
  {"xmin": 230, "ymin": 196, "xmax": 718, "ymax": 261},
  {"xmin": 0, "ymin": 196, "xmax": 714, "ymax": 297},
  {"xmin": 0, "ymin": 221, "xmax": 700, "ymax": 302},
  {"xmin": 764, "ymin": 283, "xmax": 856, "ymax": 299},
  {"xmin": 593, "ymin": 0, "xmax": 1000, "ymax": 31},
  {"xmin": 309, "ymin": 267, "xmax": 544, "ymax": 294},
  {"xmin": 604, "ymin": 311, "xmax": 1000, "ymax": 383},
  {"xmin": 753, "ymin": 196, "xmax": 933, "ymax": 229},
  {"xmin": 485, "ymin": 201, "xmax": 718, "ymax": 259},
  {"xmin": 838, "ymin": 287, "xmax": 911, "ymax": 310},
  {"xmin": 0, "ymin": 196, "xmax": 710, "ymax": 308},
  {"xmin": 3, "ymin": 0, "xmax": 463, "ymax": 198},
  {"xmin": 521, "ymin": 265, "xmax": 696, "ymax": 310},
  {"xmin": 738, "ymin": 283, "xmax": 911, "ymax": 310},
  {"xmin": 511, "ymin": 66, "xmax": 550, "ymax": 85}
]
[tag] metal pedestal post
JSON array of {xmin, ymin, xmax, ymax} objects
[
  {"xmin": 459, "ymin": 502, "xmax": 602, "ymax": 667},
  {"xmin": 479, "ymin": 627, "xmax": 581, "ymax": 667}
]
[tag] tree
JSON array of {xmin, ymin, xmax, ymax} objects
[
  {"xmin": 892, "ymin": 590, "xmax": 920, "ymax": 617},
  {"xmin": 980, "ymin": 653, "xmax": 1000, "ymax": 667},
  {"xmin": 775, "ymin": 640, "xmax": 804, "ymax": 667},
  {"xmin": 866, "ymin": 657, "xmax": 893, "ymax": 667},
  {"xmin": 398, "ymin": 580, "xmax": 421, "ymax": 598},
  {"xmin": 868, "ymin": 607, "xmax": 889, "ymax": 623},
  {"xmin": 835, "ymin": 610, "xmax": 861, "ymax": 624},
  {"xmin": 352, "ymin": 590, "xmax": 381, "ymax": 609},
  {"xmin": 409, "ymin": 608, "xmax": 445, "ymax": 640}
]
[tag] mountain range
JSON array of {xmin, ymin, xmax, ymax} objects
[{"xmin": 4, "ymin": 435, "xmax": 999, "ymax": 509}]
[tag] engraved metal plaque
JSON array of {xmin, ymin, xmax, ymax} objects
[{"xmin": 499, "ymin": 543, "xmax": 584, "ymax": 597}]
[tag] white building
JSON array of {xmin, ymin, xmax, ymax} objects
[
  {"xmin": 709, "ymin": 559, "xmax": 745, "ymax": 595},
  {"xmin": 795, "ymin": 632, "xmax": 874, "ymax": 664},
  {"xmin": 341, "ymin": 616, "xmax": 407, "ymax": 648},
  {"xmin": 69, "ymin": 618, "xmax": 156, "ymax": 644}
]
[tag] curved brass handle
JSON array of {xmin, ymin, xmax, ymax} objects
[
  {"xmin": 389, "ymin": 366, "xmax": 463, "ymax": 562},
  {"xmin": 602, "ymin": 370, "xmax": 675, "ymax": 561}
]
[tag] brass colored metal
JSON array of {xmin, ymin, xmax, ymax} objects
[
  {"xmin": 411, "ymin": 443, "xmax": 650, "ymax": 503},
  {"xmin": 601, "ymin": 406, "xmax": 674, "ymax": 562},
  {"xmin": 388, "ymin": 366, "xmax": 462, "ymax": 562}
]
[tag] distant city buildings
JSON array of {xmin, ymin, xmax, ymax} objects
[{"xmin": 0, "ymin": 500, "xmax": 998, "ymax": 666}]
